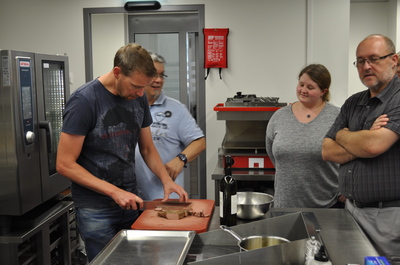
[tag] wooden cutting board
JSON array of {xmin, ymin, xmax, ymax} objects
[{"xmin": 131, "ymin": 199, "xmax": 215, "ymax": 233}]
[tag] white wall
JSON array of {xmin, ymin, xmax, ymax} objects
[
  {"xmin": 348, "ymin": 1, "xmax": 393, "ymax": 97},
  {"xmin": 203, "ymin": 0, "xmax": 350, "ymax": 199},
  {"xmin": 397, "ymin": 0, "xmax": 400, "ymax": 45},
  {"xmin": 0, "ymin": 0, "xmax": 127, "ymax": 89},
  {"xmin": 203, "ymin": 0, "xmax": 308, "ymax": 200},
  {"xmin": 307, "ymin": 0, "xmax": 350, "ymax": 107},
  {"xmin": 0, "ymin": 0, "xmax": 397, "ymax": 200},
  {"xmin": 92, "ymin": 13, "xmax": 127, "ymax": 77}
]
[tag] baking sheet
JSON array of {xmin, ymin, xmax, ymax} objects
[{"xmin": 90, "ymin": 229, "xmax": 195, "ymax": 265}]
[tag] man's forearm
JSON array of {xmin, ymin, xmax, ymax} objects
[
  {"xmin": 181, "ymin": 137, "xmax": 206, "ymax": 163},
  {"xmin": 322, "ymin": 137, "xmax": 357, "ymax": 164},
  {"xmin": 336, "ymin": 129, "xmax": 382, "ymax": 158}
]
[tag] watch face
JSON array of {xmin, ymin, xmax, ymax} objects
[{"xmin": 178, "ymin": 154, "xmax": 187, "ymax": 163}]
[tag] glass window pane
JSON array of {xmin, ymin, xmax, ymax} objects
[{"xmin": 135, "ymin": 33, "xmax": 180, "ymax": 101}]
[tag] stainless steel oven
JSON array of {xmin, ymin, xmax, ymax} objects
[
  {"xmin": 212, "ymin": 93, "xmax": 287, "ymax": 205},
  {"xmin": 0, "ymin": 50, "xmax": 70, "ymax": 217}
]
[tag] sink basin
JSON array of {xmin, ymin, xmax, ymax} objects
[{"xmin": 186, "ymin": 212, "xmax": 309, "ymax": 264}]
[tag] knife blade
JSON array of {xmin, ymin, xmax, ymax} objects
[{"xmin": 141, "ymin": 200, "xmax": 192, "ymax": 210}]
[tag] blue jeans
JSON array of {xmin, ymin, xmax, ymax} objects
[{"xmin": 75, "ymin": 206, "xmax": 139, "ymax": 262}]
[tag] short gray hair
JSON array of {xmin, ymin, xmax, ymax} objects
[
  {"xmin": 148, "ymin": 51, "xmax": 166, "ymax": 64},
  {"xmin": 362, "ymin": 34, "xmax": 396, "ymax": 54}
]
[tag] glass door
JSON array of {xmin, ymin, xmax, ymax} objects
[
  {"xmin": 84, "ymin": 5, "xmax": 206, "ymax": 199},
  {"xmin": 128, "ymin": 11, "xmax": 205, "ymax": 199},
  {"xmin": 41, "ymin": 60, "xmax": 66, "ymax": 174},
  {"xmin": 128, "ymin": 12, "xmax": 199, "ymax": 113},
  {"xmin": 35, "ymin": 53, "xmax": 71, "ymax": 201},
  {"xmin": 134, "ymin": 33, "xmax": 180, "ymax": 100}
]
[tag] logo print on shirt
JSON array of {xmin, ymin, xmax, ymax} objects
[
  {"xmin": 155, "ymin": 111, "xmax": 166, "ymax": 122},
  {"xmin": 152, "ymin": 111, "xmax": 172, "ymax": 141}
]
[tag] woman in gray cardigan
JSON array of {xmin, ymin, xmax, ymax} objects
[{"xmin": 266, "ymin": 64, "xmax": 344, "ymax": 208}]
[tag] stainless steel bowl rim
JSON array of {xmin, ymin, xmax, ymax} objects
[
  {"xmin": 239, "ymin": 201, "xmax": 274, "ymax": 206},
  {"xmin": 236, "ymin": 192, "xmax": 274, "ymax": 219},
  {"xmin": 237, "ymin": 192, "xmax": 274, "ymax": 204},
  {"xmin": 243, "ymin": 235, "xmax": 290, "ymax": 242}
]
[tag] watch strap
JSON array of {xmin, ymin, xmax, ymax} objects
[{"xmin": 177, "ymin": 153, "xmax": 188, "ymax": 167}]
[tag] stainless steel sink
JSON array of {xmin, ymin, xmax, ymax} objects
[{"xmin": 186, "ymin": 212, "xmax": 309, "ymax": 264}]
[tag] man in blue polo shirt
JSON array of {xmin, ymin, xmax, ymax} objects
[{"xmin": 135, "ymin": 52, "xmax": 206, "ymax": 200}]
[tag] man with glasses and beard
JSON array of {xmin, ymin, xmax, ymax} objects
[{"xmin": 322, "ymin": 34, "xmax": 400, "ymax": 263}]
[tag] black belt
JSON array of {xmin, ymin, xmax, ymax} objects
[{"xmin": 352, "ymin": 199, "xmax": 400, "ymax": 208}]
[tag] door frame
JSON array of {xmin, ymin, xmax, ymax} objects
[{"xmin": 83, "ymin": 5, "xmax": 207, "ymax": 199}]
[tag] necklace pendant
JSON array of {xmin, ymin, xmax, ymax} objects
[{"xmin": 307, "ymin": 114, "xmax": 311, "ymax": 118}]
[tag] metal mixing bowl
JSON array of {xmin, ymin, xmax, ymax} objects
[{"xmin": 237, "ymin": 192, "xmax": 274, "ymax": 219}]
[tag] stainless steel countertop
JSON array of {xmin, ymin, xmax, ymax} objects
[
  {"xmin": 91, "ymin": 205, "xmax": 379, "ymax": 265},
  {"xmin": 187, "ymin": 207, "xmax": 379, "ymax": 265}
]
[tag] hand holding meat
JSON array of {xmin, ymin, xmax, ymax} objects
[{"xmin": 162, "ymin": 178, "xmax": 188, "ymax": 202}]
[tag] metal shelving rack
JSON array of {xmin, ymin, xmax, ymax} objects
[{"xmin": 0, "ymin": 200, "xmax": 74, "ymax": 265}]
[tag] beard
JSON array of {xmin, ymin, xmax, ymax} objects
[
  {"xmin": 153, "ymin": 89, "xmax": 161, "ymax": 97},
  {"xmin": 362, "ymin": 69, "xmax": 395, "ymax": 94}
]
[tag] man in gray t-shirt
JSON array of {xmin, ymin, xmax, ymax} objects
[{"xmin": 57, "ymin": 44, "xmax": 188, "ymax": 261}]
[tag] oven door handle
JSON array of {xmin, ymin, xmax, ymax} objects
[{"xmin": 39, "ymin": 121, "xmax": 53, "ymax": 153}]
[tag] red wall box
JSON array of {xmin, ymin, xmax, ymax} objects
[{"xmin": 226, "ymin": 155, "xmax": 274, "ymax": 169}]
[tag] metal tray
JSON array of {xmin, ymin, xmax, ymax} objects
[{"xmin": 90, "ymin": 229, "xmax": 196, "ymax": 265}]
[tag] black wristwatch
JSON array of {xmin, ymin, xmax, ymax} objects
[{"xmin": 177, "ymin": 153, "xmax": 188, "ymax": 168}]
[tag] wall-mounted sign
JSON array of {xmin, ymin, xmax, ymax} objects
[{"xmin": 203, "ymin": 28, "xmax": 229, "ymax": 80}]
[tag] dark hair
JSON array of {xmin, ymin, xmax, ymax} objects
[
  {"xmin": 113, "ymin": 43, "xmax": 157, "ymax": 77},
  {"xmin": 299, "ymin": 64, "xmax": 331, "ymax": 102}
]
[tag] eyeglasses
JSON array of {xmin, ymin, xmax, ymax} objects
[
  {"xmin": 353, "ymin": 53, "xmax": 394, "ymax": 68},
  {"xmin": 155, "ymin": 73, "xmax": 168, "ymax": 79}
]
